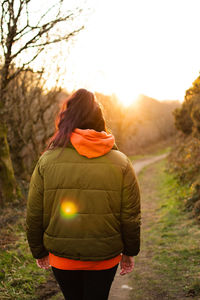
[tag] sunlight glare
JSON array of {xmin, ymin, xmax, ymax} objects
[{"xmin": 116, "ymin": 88, "xmax": 140, "ymax": 107}]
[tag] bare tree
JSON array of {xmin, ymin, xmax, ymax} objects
[
  {"xmin": 0, "ymin": 0, "xmax": 84, "ymax": 206},
  {"xmin": 5, "ymin": 68, "xmax": 67, "ymax": 178}
]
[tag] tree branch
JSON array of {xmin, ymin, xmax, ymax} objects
[
  {"xmin": 11, "ymin": 12, "xmax": 75, "ymax": 59},
  {"xmin": 25, "ymin": 27, "xmax": 84, "ymax": 48},
  {"xmin": 35, "ymin": 2, "xmax": 59, "ymax": 27},
  {"xmin": 6, "ymin": 47, "xmax": 44, "ymax": 83},
  {"xmin": 14, "ymin": 0, "xmax": 24, "ymax": 21}
]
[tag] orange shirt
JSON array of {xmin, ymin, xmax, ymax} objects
[{"xmin": 49, "ymin": 253, "xmax": 121, "ymax": 270}]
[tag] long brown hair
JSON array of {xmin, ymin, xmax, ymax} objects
[{"xmin": 47, "ymin": 89, "xmax": 106, "ymax": 149}]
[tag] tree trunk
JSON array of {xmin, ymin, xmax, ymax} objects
[{"xmin": 0, "ymin": 121, "xmax": 22, "ymax": 207}]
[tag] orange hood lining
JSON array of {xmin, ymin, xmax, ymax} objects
[{"xmin": 70, "ymin": 129, "xmax": 115, "ymax": 158}]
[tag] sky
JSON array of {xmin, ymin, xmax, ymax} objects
[
  {"xmin": 28, "ymin": 0, "xmax": 200, "ymax": 106},
  {"xmin": 61, "ymin": 0, "xmax": 200, "ymax": 106}
]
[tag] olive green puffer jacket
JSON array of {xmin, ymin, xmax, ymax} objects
[{"xmin": 26, "ymin": 144, "xmax": 141, "ymax": 260}]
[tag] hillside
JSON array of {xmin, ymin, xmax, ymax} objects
[{"xmin": 122, "ymin": 94, "xmax": 181, "ymax": 154}]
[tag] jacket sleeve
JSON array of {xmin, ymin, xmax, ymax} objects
[
  {"xmin": 26, "ymin": 161, "xmax": 48, "ymax": 259},
  {"xmin": 121, "ymin": 159, "xmax": 141, "ymax": 256}
]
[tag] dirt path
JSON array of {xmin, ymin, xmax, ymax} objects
[
  {"xmin": 133, "ymin": 154, "xmax": 168, "ymax": 174},
  {"xmin": 108, "ymin": 154, "xmax": 167, "ymax": 300}
]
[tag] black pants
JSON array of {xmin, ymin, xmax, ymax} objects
[{"xmin": 52, "ymin": 264, "xmax": 118, "ymax": 300}]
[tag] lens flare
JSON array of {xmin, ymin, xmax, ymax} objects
[{"xmin": 60, "ymin": 200, "xmax": 77, "ymax": 219}]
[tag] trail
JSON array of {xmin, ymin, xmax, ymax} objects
[
  {"xmin": 133, "ymin": 154, "xmax": 167, "ymax": 174},
  {"xmin": 108, "ymin": 154, "xmax": 167, "ymax": 300}
]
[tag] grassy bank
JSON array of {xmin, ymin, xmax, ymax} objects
[
  {"xmin": 0, "ymin": 207, "xmax": 56, "ymax": 300},
  {"xmin": 130, "ymin": 160, "xmax": 200, "ymax": 300}
]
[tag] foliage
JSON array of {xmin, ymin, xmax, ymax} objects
[
  {"xmin": 173, "ymin": 76, "xmax": 200, "ymax": 137},
  {"xmin": 168, "ymin": 136, "xmax": 200, "ymax": 183},
  {"xmin": 170, "ymin": 75, "xmax": 200, "ymax": 220},
  {"xmin": 0, "ymin": 207, "xmax": 51, "ymax": 300},
  {"xmin": 174, "ymin": 105, "xmax": 193, "ymax": 134},
  {"xmin": 4, "ymin": 68, "xmax": 68, "ymax": 178},
  {"xmin": 168, "ymin": 135, "xmax": 200, "ymax": 220}
]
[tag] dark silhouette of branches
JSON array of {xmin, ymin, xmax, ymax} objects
[{"xmin": 0, "ymin": 0, "xmax": 84, "ymax": 98}]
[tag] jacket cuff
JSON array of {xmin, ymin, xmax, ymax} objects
[
  {"xmin": 122, "ymin": 248, "xmax": 140, "ymax": 256},
  {"xmin": 31, "ymin": 247, "xmax": 49, "ymax": 259}
]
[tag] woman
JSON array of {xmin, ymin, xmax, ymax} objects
[{"xmin": 26, "ymin": 88, "xmax": 141, "ymax": 300}]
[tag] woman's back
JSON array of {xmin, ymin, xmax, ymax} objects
[{"xmin": 27, "ymin": 129, "xmax": 140, "ymax": 261}]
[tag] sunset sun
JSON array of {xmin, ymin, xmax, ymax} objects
[{"xmin": 115, "ymin": 88, "xmax": 140, "ymax": 107}]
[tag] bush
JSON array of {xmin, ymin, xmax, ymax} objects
[{"xmin": 193, "ymin": 200, "xmax": 200, "ymax": 221}]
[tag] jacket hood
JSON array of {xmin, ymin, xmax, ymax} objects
[{"xmin": 70, "ymin": 128, "xmax": 115, "ymax": 158}]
